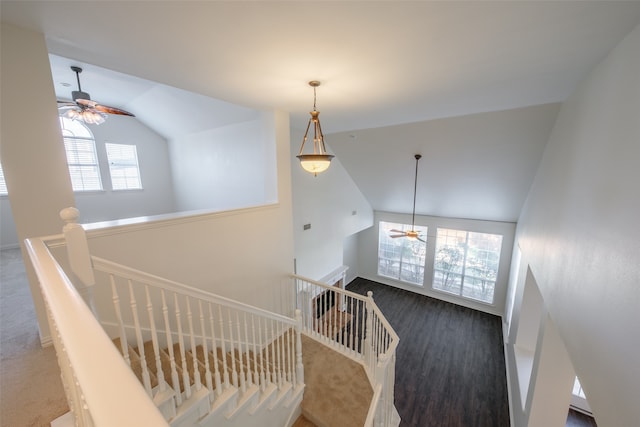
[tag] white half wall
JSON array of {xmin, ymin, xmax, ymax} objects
[{"xmin": 506, "ymin": 23, "xmax": 640, "ymax": 427}]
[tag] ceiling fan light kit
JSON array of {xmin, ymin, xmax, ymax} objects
[
  {"xmin": 389, "ymin": 154, "xmax": 426, "ymax": 242},
  {"xmin": 297, "ymin": 81, "xmax": 334, "ymax": 176},
  {"xmin": 57, "ymin": 66, "xmax": 135, "ymax": 125}
]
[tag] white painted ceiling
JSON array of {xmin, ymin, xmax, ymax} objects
[{"xmin": 2, "ymin": 1, "xmax": 640, "ymax": 222}]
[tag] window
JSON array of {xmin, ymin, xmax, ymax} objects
[
  {"xmin": 60, "ymin": 117, "xmax": 102, "ymax": 192},
  {"xmin": 0, "ymin": 163, "xmax": 7, "ymax": 196},
  {"xmin": 433, "ymin": 228, "xmax": 502, "ymax": 304},
  {"xmin": 105, "ymin": 143, "xmax": 142, "ymax": 190},
  {"xmin": 378, "ymin": 221, "xmax": 427, "ymax": 286}
]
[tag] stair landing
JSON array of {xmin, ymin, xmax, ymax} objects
[{"xmin": 300, "ymin": 335, "xmax": 372, "ymax": 427}]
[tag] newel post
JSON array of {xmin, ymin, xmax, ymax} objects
[
  {"xmin": 364, "ymin": 291, "xmax": 374, "ymax": 369},
  {"xmin": 295, "ymin": 309, "xmax": 305, "ymax": 386},
  {"xmin": 60, "ymin": 207, "xmax": 96, "ymax": 311}
]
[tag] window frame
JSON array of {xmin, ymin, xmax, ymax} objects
[
  {"xmin": 105, "ymin": 142, "xmax": 143, "ymax": 191},
  {"xmin": 0, "ymin": 163, "xmax": 8, "ymax": 196},
  {"xmin": 432, "ymin": 227, "xmax": 503, "ymax": 304},
  {"xmin": 59, "ymin": 117, "xmax": 103, "ymax": 192},
  {"xmin": 377, "ymin": 221, "xmax": 428, "ymax": 286}
]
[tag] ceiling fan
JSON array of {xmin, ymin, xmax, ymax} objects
[
  {"xmin": 389, "ymin": 154, "xmax": 425, "ymax": 242},
  {"xmin": 57, "ymin": 66, "xmax": 135, "ymax": 125}
]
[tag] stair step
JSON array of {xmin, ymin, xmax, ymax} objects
[{"xmin": 112, "ymin": 337, "xmax": 158, "ymax": 388}]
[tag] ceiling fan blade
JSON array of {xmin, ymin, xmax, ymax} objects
[
  {"xmin": 76, "ymin": 98, "xmax": 135, "ymax": 117},
  {"xmin": 417, "ymin": 237, "xmax": 426, "ymax": 243},
  {"xmin": 57, "ymin": 104, "xmax": 78, "ymax": 110},
  {"xmin": 93, "ymin": 104, "xmax": 135, "ymax": 117},
  {"xmin": 389, "ymin": 229, "xmax": 405, "ymax": 234},
  {"xmin": 390, "ymin": 234, "xmax": 406, "ymax": 238}
]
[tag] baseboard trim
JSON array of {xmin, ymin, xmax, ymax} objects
[{"xmin": 502, "ymin": 320, "xmax": 515, "ymax": 427}]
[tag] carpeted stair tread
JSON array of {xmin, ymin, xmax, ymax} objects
[
  {"xmin": 112, "ymin": 337, "xmax": 158, "ymax": 387},
  {"xmin": 136, "ymin": 340, "xmax": 181, "ymax": 391}
]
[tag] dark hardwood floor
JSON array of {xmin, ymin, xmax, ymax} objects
[
  {"xmin": 566, "ymin": 408, "xmax": 597, "ymax": 427},
  {"xmin": 346, "ymin": 277, "xmax": 510, "ymax": 427}
]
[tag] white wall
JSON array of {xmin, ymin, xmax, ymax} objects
[
  {"xmin": 169, "ymin": 115, "xmax": 277, "ymax": 212},
  {"xmin": 358, "ymin": 210, "xmax": 515, "ymax": 316},
  {"xmin": 74, "ymin": 114, "xmax": 177, "ymax": 223},
  {"xmin": 505, "ymin": 23, "xmax": 640, "ymax": 427},
  {"xmin": 0, "ymin": 23, "xmax": 77, "ymax": 340},
  {"xmin": 290, "ymin": 127, "xmax": 373, "ymax": 281}
]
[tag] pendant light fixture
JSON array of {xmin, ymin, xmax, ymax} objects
[{"xmin": 297, "ymin": 81, "xmax": 334, "ymax": 176}]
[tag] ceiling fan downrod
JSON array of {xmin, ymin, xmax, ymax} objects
[{"xmin": 411, "ymin": 154, "xmax": 422, "ymax": 229}]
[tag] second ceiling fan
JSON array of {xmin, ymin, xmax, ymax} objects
[{"xmin": 389, "ymin": 154, "xmax": 425, "ymax": 242}]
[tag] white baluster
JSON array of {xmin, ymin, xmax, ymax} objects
[
  {"xmin": 145, "ymin": 285, "xmax": 166, "ymax": 392},
  {"xmin": 161, "ymin": 290, "xmax": 182, "ymax": 405},
  {"xmin": 236, "ymin": 312, "xmax": 246, "ymax": 393},
  {"xmin": 186, "ymin": 298, "xmax": 202, "ymax": 391},
  {"xmin": 110, "ymin": 274, "xmax": 130, "ymax": 366},
  {"xmin": 208, "ymin": 303, "xmax": 222, "ymax": 395},
  {"xmin": 365, "ymin": 291, "xmax": 374, "ymax": 370},
  {"xmin": 128, "ymin": 280, "xmax": 152, "ymax": 396},
  {"xmin": 243, "ymin": 312, "xmax": 254, "ymax": 387},
  {"xmin": 256, "ymin": 317, "xmax": 265, "ymax": 390},
  {"xmin": 198, "ymin": 300, "xmax": 213, "ymax": 397},
  {"xmin": 270, "ymin": 319, "xmax": 279, "ymax": 386},
  {"xmin": 217, "ymin": 305, "xmax": 231, "ymax": 390},
  {"xmin": 277, "ymin": 320, "xmax": 284, "ymax": 387},
  {"xmin": 250, "ymin": 314, "xmax": 260, "ymax": 387},
  {"xmin": 174, "ymin": 294, "xmax": 191, "ymax": 398},
  {"xmin": 355, "ymin": 297, "xmax": 362, "ymax": 357},
  {"xmin": 295, "ymin": 309, "xmax": 304, "ymax": 386},
  {"xmin": 263, "ymin": 319, "xmax": 272, "ymax": 386},
  {"xmin": 227, "ymin": 309, "xmax": 238, "ymax": 388}
]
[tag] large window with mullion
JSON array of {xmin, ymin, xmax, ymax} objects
[
  {"xmin": 60, "ymin": 117, "xmax": 102, "ymax": 192},
  {"xmin": 433, "ymin": 228, "xmax": 502, "ymax": 304},
  {"xmin": 378, "ymin": 221, "xmax": 428, "ymax": 286}
]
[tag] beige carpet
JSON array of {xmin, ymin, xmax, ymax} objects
[
  {"xmin": 1, "ymin": 248, "xmax": 69, "ymax": 426},
  {"xmin": 300, "ymin": 334, "xmax": 372, "ymax": 427}
]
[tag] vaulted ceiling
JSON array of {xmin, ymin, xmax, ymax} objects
[{"xmin": 3, "ymin": 1, "xmax": 639, "ymax": 222}]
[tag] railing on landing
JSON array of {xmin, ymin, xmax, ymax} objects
[{"xmin": 290, "ymin": 275, "xmax": 400, "ymax": 427}]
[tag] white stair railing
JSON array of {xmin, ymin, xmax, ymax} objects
[
  {"xmin": 92, "ymin": 256, "xmax": 304, "ymax": 423},
  {"xmin": 26, "ymin": 208, "xmax": 305, "ymax": 427},
  {"xmin": 291, "ymin": 275, "xmax": 400, "ymax": 427},
  {"xmin": 25, "ymin": 237, "xmax": 170, "ymax": 427}
]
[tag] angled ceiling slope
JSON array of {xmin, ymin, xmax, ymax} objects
[{"xmin": 49, "ymin": 54, "xmax": 259, "ymax": 140}]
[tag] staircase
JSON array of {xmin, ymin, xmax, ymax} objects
[
  {"xmin": 25, "ymin": 208, "xmax": 400, "ymax": 427},
  {"xmin": 111, "ymin": 332, "xmax": 303, "ymax": 427}
]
